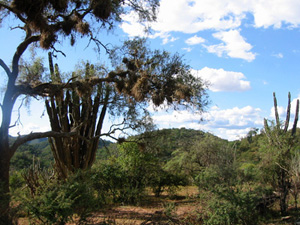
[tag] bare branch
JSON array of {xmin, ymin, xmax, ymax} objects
[
  {"xmin": 87, "ymin": 31, "xmax": 111, "ymax": 54},
  {"xmin": 0, "ymin": 59, "xmax": 11, "ymax": 77},
  {"xmin": 10, "ymin": 131, "xmax": 77, "ymax": 156},
  {"xmin": 8, "ymin": 97, "xmax": 26, "ymax": 129},
  {"xmin": 50, "ymin": 46, "xmax": 66, "ymax": 57},
  {"xmin": 12, "ymin": 35, "xmax": 40, "ymax": 80}
]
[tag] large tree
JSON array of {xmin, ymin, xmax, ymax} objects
[
  {"xmin": 0, "ymin": 0, "xmax": 160, "ymax": 222},
  {"xmin": 0, "ymin": 0, "xmax": 208, "ymax": 223},
  {"xmin": 45, "ymin": 37, "xmax": 208, "ymax": 178}
]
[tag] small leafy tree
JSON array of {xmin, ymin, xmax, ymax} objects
[
  {"xmin": 93, "ymin": 142, "xmax": 154, "ymax": 204},
  {"xmin": 166, "ymin": 133, "xmax": 228, "ymax": 181}
]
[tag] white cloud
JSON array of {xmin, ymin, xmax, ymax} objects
[
  {"xmin": 151, "ymin": 105, "xmax": 263, "ymax": 141},
  {"xmin": 272, "ymin": 53, "xmax": 284, "ymax": 58},
  {"xmin": 182, "ymin": 47, "xmax": 192, "ymax": 52},
  {"xmin": 205, "ymin": 30, "xmax": 256, "ymax": 61},
  {"xmin": 151, "ymin": 0, "xmax": 244, "ymax": 33},
  {"xmin": 251, "ymin": 0, "xmax": 300, "ymax": 28},
  {"xmin": 121, "ymin": 0, "xmax": 300, "ymax": 36},
  {"xmin": 121, "ymin": 0, "xmax": 300, "ymax": 48},
  {"xmin": 120, "ymin": 11, "xmax": 150, "ymax": 37},
  {"xmin": 192, "ymin": 67, "xmax": 251, "ymax": 92},
  {"xmin": 162, "ymin": 35, "xmax": 179, "ymax": 45},
  {"xmin": 185, "ymin": 35, "xmax": 205, "ymax": 45}
]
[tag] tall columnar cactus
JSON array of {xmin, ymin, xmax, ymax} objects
[
  {"xmin": 46, "ymin": 53, "xmax": 110, "ymax": 178},
  {"xmin": 263, "ymin": 92, "xmax": 299, "ymax": 215}
]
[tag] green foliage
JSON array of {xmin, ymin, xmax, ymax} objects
[
  {"xmin": 149, "ymin": 168, "xmax": 188, "ymax": 197},
  {"xmin": 141, "ymin": 128, "xmax": 206, "ymax": 162},
  {"xmin": 165, "ymin": 133, "xmax": 229, "ymax": 180},
  {"xmin": 93, "ymin": 161, "xmax": 145, "ymax": 204},
  {"xmin": 92, "ymin": 142, "xmax": 151, "ymax": 204},
  {"xmin": 238, "ymin": 162, "xmax": 259, "ymax": 182},
  {"xmin": 92, "ymin": 141, "xmax": 188, "ymax": 204},
  {"xmin": 10, "ymin": 140, "xmax": 53, "ymax": 171},
  {"xmin": 201, "ymin": 185, "xmax": 267, "ymax": 225},
  {"xmin": 9, "ymin": 171, "xmax": 25, "ymax": 191},
  {"xmin": 21, "ymin": 170, "xmax": 98, "ymax": 224}
]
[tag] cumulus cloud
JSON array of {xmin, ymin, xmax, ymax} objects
[
  {"xmin": 120, "ymin": 11, "xmax": 151, "ymax": 37},
  {"xmin": 185, "ymin": 35, "xmax": 205, "ymax": 45},
  {"xmin": 251, "ymin": 0, "xmax": 300, "ymax": 28},
  {"xmin": 121, "ymin": 0, "xmax": 300, "ymax": 39},
  {"xmin": 151, "ymin": 105, "xmax": 263, "ymax": 141},
  {"xmin": 205, "ymin": 30, "xmax": 256, "ymax": 61},
  {"xmin": 192, "ymin": 67, "xmax": 251, "ymax": 92}
]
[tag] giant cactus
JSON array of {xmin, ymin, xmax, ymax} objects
[
  {"xmin": 46, "ymin": 54, "xmax": 110, "ymax": 178},
  {"xmin": 264, "ymin": 92, "xmax": 299, "ymax": 215}
]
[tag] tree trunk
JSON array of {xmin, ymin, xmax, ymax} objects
[
  {"xmin": 0, "ymin": 148, "xmax": 12, "ymax": 224},
  {"xmin": 0, "ymin": 83, "xmax": 16, "ymax": 224}
]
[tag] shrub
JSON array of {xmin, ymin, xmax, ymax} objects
[
  {"xmin": 21, "ymin": 170, "xmax": 98, "ymax": 224},
  {"xmin": 201, "ymin": 186, "xmax": 263, "ymax": 225},
  {"xmin": 92, "ymin": 162, "xmax": 146, "ymax": 205}
]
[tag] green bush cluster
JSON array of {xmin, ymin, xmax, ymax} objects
[
  {"xmin": 20, "ymin": 170, "xmax": 97, "ymax": 225},
  {"xmin": 199, "ymin": 185, "xmax": 270, "ymax": 225}
]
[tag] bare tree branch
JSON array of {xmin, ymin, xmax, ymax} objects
[
  {"xmin": 8, "ymin": 97, "xmax": 26, "ymax": 129},
  {"xmin": 10, "ymin": 131, "xmax": 77, "ymax": 157},
  {"xmin": 11, "ymin": 35, "xmax": 40, "ymax": 80},
  {"xmin": 0, "ymin": 59, "xmax": 11, "ymax": 77}
]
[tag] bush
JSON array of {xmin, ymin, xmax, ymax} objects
[
  {"xmin": 201, "ymin": 186, "xmax": 263, "ymax": 225},
  {"xmin": 21, "ymin": 170, "xmax": 98, "ymax": 224},
  {"xmin": 92, "ymin": 162, "xmax": 146, "ymax": 205},
  {"xmin": 10, "ymin": 171, "xmax": 25, "ymax": 191},
  {"xmin": 149, "ymin": 169, "xmax": 188, "ymax": 197}
]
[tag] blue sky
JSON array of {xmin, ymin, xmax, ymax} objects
[{"xmin": 1, "ymin": 0, "xmax": 300, "ymax": 141}]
